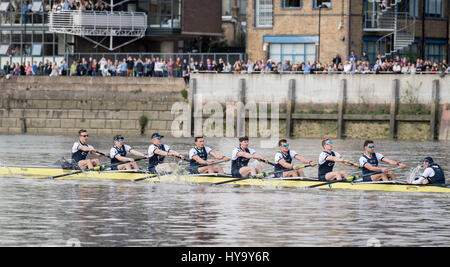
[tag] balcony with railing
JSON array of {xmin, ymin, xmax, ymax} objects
[
  {"xmin": 49, "ymin": 10, "xmax": 147, "ymax": 37},
  {"xmin": 48, "ymin": 9, "xmax": 147, "ymax": 51}
]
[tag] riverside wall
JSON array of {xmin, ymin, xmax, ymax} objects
[
  {"xmin": 0, "ymin": 74, "xmax": 449, "ymax": 141},
  {"xmin": 0, "ymin": 76, "xmax": 185, "ymax": 137},
  {"xmin": 190, "ymin": 73, "xmax": 450, "ymax": 141}
]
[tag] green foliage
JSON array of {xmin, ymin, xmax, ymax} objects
[{"xmin": 138, "ymin": 115, "xmax": 148, "ymax": 135}]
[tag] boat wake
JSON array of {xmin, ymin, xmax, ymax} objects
[{"xmin": 407, "ymin": 165, "xmax": 422, "ymax": 183}]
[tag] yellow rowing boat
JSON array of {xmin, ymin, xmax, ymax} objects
[{"xmin": 1, "ymin": 165, "xmax": 449, "ymax": 194}]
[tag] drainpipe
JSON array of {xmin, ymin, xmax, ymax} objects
[
  {"xmin": 346, "ymin": 0, "xmax": 351, "ymax": 56},
  {"xmin": 447, "ymin": 0, "xmax": 449, "ymax": 62},
  {"xmin": 421, "ymin": 0, "xmax": 425, "ymax": 59}
]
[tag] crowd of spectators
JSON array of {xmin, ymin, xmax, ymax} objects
[
  {"xmin": 52, "ymin": 0, "xmax": 111, "ymax": 12},
  {"xmin": 3, "ymin": 51, "xmax": 450, "ymax": 84}
]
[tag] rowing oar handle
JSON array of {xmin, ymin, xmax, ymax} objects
[
  {"xmin": 94, "ymin": 151, "xmax": 109, "ymax": 157},
  {"xmin": 344, "ymin": 160, "xmax": 360, "ymax": 168},
  {"xmin": 254, "ymin": 164, "xmax": 312, "ymax": 179},
  {"xmin": 259, "ymin": 159, "xmax": 276, "ymax": 166}
]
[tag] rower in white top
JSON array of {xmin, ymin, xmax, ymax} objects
[
  {"xmin": 109, "ymin": 135, "xmax": 148, "ymax": 170},
  {"xmin": 318, "ymin": 139, "xmax": 355, "ymax": 181},
  {"xmin": 273, "ymin": 139, "xmax": 317, "ymax": 178},
  {"xmin": 147, "ymin": 133, "xmax": 184, "ymax": 174},
  {"xmin": 231, "ymin": 136, "xmax": 269, "ymax": 178},
  {"xmin": 359, "ymin": 140, "xmax": 407, "ymax": 181},
  {"xmin": 188, "ymin": 136, "xmax": 229, "ymax": 174},
  {"xmin": 408, "ymin": 157, "xmax": 446, "ymax": 185},
  {"xmin": 71, "ymin": 129, "xmax": 106, "ymax": 170}
]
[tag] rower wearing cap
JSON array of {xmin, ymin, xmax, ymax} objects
[
  {"xmin": 148, "ymin": 133, "xmax": 184, "ymax": 174},
  {"xmin": 189, "ymin": 136, "xmax": 230, "ymax": 174},
  {"xmin": 359, "ymin": 140, "xmax": 407, "ymax": 181},
  {"xmin": 71, "ymin": 129, "xmax": 105, "ymax": 170},
  {"xmin": 409, "ymin": 157, "xmax": 446, "ymax": 185},
  {"xmin": 110, "ymin": 135, "xmax": 148, "ymax": 170},
  {"xmin": 231, "ymin": 136, "xmax": 268, "ymax": 178},
  {"xmin": 318, "ymin": 139, "xmax": 353, "ymax": 181},
  {"xmin": 274, "ymin": 139, "xmax": 317, "ymax": 177}
]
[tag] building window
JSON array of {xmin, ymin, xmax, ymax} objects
[
  {"xmin": 398, "ymin": 43, "xmax": 419, "ymax": 62},
  {"xmin": 425, "ymin": 0, "xmax": 443, "ymax": 18},
  {"xmin": 425, "ymin": 41, "xmax": 446, "ymax": 63},
  {"xmin": 283, "ymin": 0, "xmax": 302, "ymax": 9},
  {"xmin": 223, "ymin": 0, "xmax": 248, "ymax": 16},
  {"xmin": 255, "ymin": 0, "xmax": 273, "ymax": 28},
  {"xmin": 398, "ymin": 0, "xmax": 419, "ymax": 17},
  {"xmin": 269, "ymin": 43, "xmax": 315, "ymax": 65},
  {"xmin": 313, "ymin": 0, "xmax": 332, "ymax": 9}
]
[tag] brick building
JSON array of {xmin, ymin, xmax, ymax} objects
[
  {"xmin": 246, "ymin": 0, "xmax": 450, "ymax": 65},
  {"xmin": 0, "ymin": 0, "xmax": 222, "ymax": 65}
]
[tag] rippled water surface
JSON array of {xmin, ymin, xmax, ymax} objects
[{"xmin": 0, "ymin": 135, "xmax": 449, "ymax": 246}]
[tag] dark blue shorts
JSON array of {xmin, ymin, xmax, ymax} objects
[{"xmin": 232, "ymin": 170, "xmax": 242, "ymax": 178}]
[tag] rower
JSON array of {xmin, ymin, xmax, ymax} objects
[
  {"xmin": 71, "ymin": 129, "xmax": 105, "ymax": 170},
  {"xmin": 274, "ymin": 139, "xmax": 317, "ymax": 178},
  {"xmin": 189, "ymin": 136, "xmax": 230, "ymax": 174},
  {"xmin": 147, "ymin": 133, "xmax": 184, "ymax": 174},
  {"xmin": 231, "ymin": 136, "xmax": 268, "ymax": 178},
  {"xmin": 359, "ymin": 140, "xmax": 407, "ymax": 181},
  {"xmin": 318, "ymin": 139, "xmax": 352, "ymax": 181},
  {"xmin": 109, "ymin": 135, "xmax": 148, "ymax": 170},
  {"xmin": 409, "ymin": 157, "xmax": 446, "ymax": 185}
]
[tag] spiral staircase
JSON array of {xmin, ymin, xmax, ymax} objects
[{"xmin": 364, "ymin": 0, "xmax": 416, "ymax": 57}]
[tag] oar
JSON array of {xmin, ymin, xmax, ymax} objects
[
  {"xmin": 94, "ymin": 151, "xmax": 109, "ymax": 158},
  {"xmin": 172, "ymin": 154, "xmax": 230, "ymax": 171},
  {"xmin": 133, "ymin": 158, "xmax": 232, "ymax": 182},
  {"xmin": 48, "ymin": 157, "xmax": 147, "ymax": 180},
  {"xmin": 305, "ymin": 166, "xmax": 403, "ymax": 189},
  {"xmin": 343, "ymin": 160, "xmax": 359, "ymax": 168},
  {"xmin": 214, "ymin": 164, "xmax": 313, "ymax": 185},
  {"xmin": 255, "ymin": 164, "xmax": 312, "ymax": 179},
  {"xmin": 214, "ymin": 159, "xmax": 293, "ymax": 185},
  {"xmin": 132, "ymin": 174, "xmax": 158, "ymax": 182}
]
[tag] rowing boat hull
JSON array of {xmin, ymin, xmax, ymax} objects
[
  {"xmin": 0, "ymin": 166, "xmax": 152, "ymax": 181},
  {"xmin": 1, "ymin": 166, "xmax": 449, "ymax": 193}
]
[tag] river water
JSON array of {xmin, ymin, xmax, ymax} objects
[{"xmin": 0, "ymin": 135, "xmax": 449, "ymax": 247}]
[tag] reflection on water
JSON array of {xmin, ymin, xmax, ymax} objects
[{"xmin": 0, "ymin": 135, "xmax": 449, "ymax": 246}]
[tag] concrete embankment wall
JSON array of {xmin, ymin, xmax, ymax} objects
[
  {"xmin": 0, "ymin": 76, "xmax": 185, "ymax": 137},
  {"xmin": 1, "ymin": 74, "xmax": 449, "ymax": 141},
  {"xmin": 191, "ymin": 73, "xmax": 450, "ymax": 141}
]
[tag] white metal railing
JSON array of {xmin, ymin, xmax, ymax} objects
[
  {"xmin": 48, "ymin": 10, "xmax": 147, "ymax": 37},
  {"xmin": 376, "ymin": 12, "xmax": 416, "ymax": 56}
]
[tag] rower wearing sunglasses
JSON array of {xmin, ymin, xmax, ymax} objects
[
  {"xmin": 110, "ymin": 135, "xmax": 148, "ymax": 170},
  {"xmin": 359, "ymin": 140, "xmax": 407, "ymax": 181},
  {"xmin": 318, "ymin": 139, "xmax": 352, "ymax": 181},
  {"xmin": 148, "ymin": 133, "xmax": 184, "ymax": 174},
  {"xmin": 71, "ymin": 129, "xmax": 104, "ymax": 170},
  {"xmin": 274, "ymin": 139, "xmax": 317, "ymax": 178}
]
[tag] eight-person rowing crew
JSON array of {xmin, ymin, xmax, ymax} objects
[{"xmin": 70, "ymin": 129, "xmax": 446, "ymax": 185}]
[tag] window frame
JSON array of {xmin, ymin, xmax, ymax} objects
[
  {"xmin": 254, "ymin": 0, "xmax": 273, "ymax": 28},
  {"xmin": 313, "ymin": 0, "xmax": 332, "ymax": 9},
  {"xmin": 282, "ymin": 0, "xmax": 302, "ymax": 10},
  {"xmin": 425, "ymin": 0, "xmax": 443, "ymax": 18}
]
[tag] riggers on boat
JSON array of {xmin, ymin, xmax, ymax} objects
[{"xmin": 1, "ymin": 165, "xmax": 450, "ymax": 194}]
